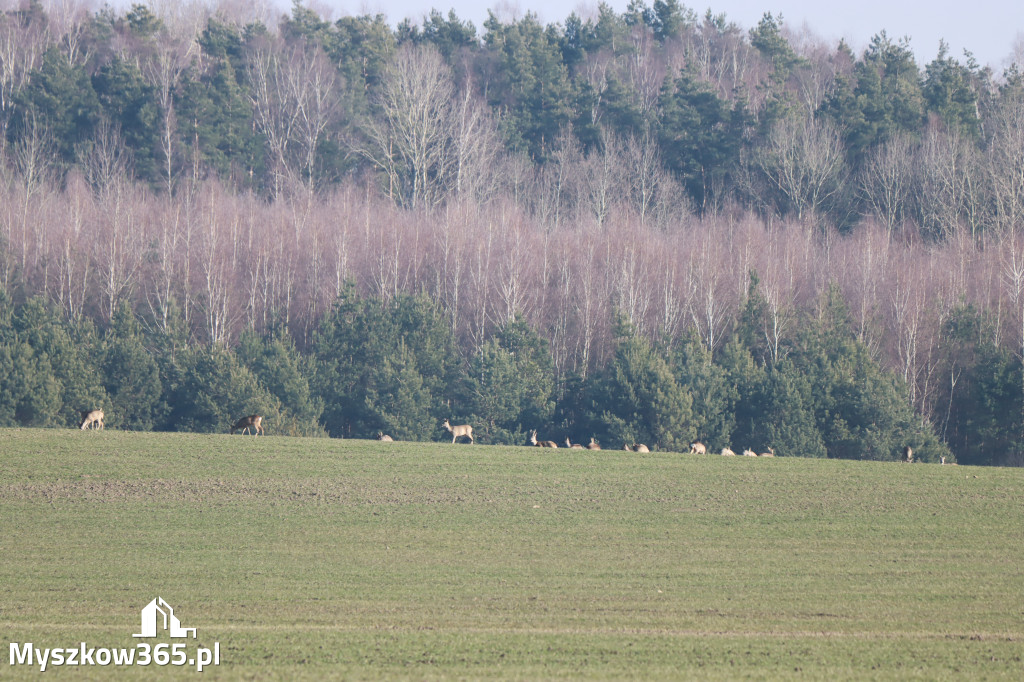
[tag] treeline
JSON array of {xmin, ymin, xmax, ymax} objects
[
  {"xmin": 0, "ymin": 1, "xmax": 1021, "ymax": 228},
  {"xmin": 0, "ymin": 284, "xmax": 958, "ymax": 463},
  {"xmin": 1, "ymin": 1, "xmax": 1024, "ymax": 464}
]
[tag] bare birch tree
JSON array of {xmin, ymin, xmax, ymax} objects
[
  {"xmin": 754, "ymin": 114, "xmax": 847, "ymax": 223},
  {"xmin": 359, "ymin": 44, "xmax": 454, "ymax": 210},
  {"xmin": 988, "ymin": 92, "xmax": 1024, "ymax": 235},
  {"xmin": 859, "ymin": 134, "xmax": 915, "ymax": 235}
]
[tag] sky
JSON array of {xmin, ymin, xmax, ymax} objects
[{"xmin": 292, "ymin": 0, "xmax": 1023, "ymax": 73}]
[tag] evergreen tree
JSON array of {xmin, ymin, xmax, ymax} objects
[
  {"xmin": 483, "ymin": 12, "xmax": 574, "ymax": 160},
  {"xmin": 363, "ymin": 339, "xmax": 435, "ymax": 440},
  {"xmin": 820, "ymin": 33, "xmax": 924, "ymax": 163},
  {"xmin": 748, "ymin": 13, "xmax": 804, "ymax": 133},
  {"xmin": 92, "ymin": 57, "xmax": 162, "ymax": 182},
  {"xmin": 717, "ymin": 335, "xmax": 768, "ymax": 453},
  {"xmin": 101, "ymin": 302, "xmax": 162, "ymax": 430},
  {"xmin": 936, "ymin": 306, "xmax": 1018, "ymax": 466},
  {"xmin": 11, "ymin": 47, "xmax": 100, "ymax": 163},
  {"xmin": 757, "ymin": 361, "xmax": 827, "ymax": 457},
  {"xmin": 589, "ymin": 316, "xmax": 694, "ymax": 450},
  {"xmin": 176, "ymin": 19, "xmax": 261, "ymax": 183},
  {"xmin": 312, "ymin": 286, "xmax": 460, "ymax": 439},
  {"xmin": 672, "ymin": 331, "xmax": 736, "ymax": 451},
  {"xmin": 790, "ymin": 286, "xmax": 946, "ymax": 461},
  {"xmin": 236, "ymin": 329, "xmax": 324, "ymax": 436},
  {"xmin": 0, "ymin": 340, "xmax": 62, "ymax": 427},
  {"xmin": 923, "ymin": 42, "xmax": 981, "ymax": 139},
  {"xmin": 658, "ymin": 67, "xmax": 750, "ymax": 212},
  {"xmin": 166, "ymin": 344, "xmax": 279, "ymax": 433},
  {"xmin": 420, "ymin": 9, "xmax": 478, "ymax": 61},
  {"xmin": 459, "ymin": 317, "xmax": 556, "ymax": 444},
  {"xmin": 12, "ymin": 297, "xmax": 107, "ymax": 427},
  {"xmin": 0, "ymin": 290, "xmax": 62, "ymax": 426}
]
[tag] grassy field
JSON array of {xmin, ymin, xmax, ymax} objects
[{"xmin": 1, "ymin": 428, "xmax": 1022, "ymax": 680}]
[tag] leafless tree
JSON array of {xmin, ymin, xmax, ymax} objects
[
  {"xmin": 987, "ymin": 92, "xmax": 1024, "ymax": 235},
  {"xmin": 93, "ymin": 179, "xmax": 145, "ymax": 321},
  {"xmin": 44, "ymin": 0, "xmax": 91, "ymax": 65},
  {"xmin": 754, "ymin": 114, "xmax": 847, "ymax": 224},
  {"xmin": 82, "ymin": 119, "xmax": 132, "ymax": 195},
  {"xmin": 359, "ymin": 43, "xmax": 458, "ymax": 210},
  {"xmin": 0, "ymin": 3, "xmax": 48, "ymax": 137},
  {"xmin": 291, "ymin": 43, "xmax": 339, "ymax": 195},
  {"xmin": 914, "ymin": 123, "xmax": 987, "ymax": 240},
  {"xmin": 859, "ymin": 134, "xmax": 915, "ymax": 235},
  {"xmin": 448, "ymin": 73, "xmax": 502, "ymax": 203},
  {"xmin": 53, "ymin": 171, "xmax": 92, "ymax": 319}
]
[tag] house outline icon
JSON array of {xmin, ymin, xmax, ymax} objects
[{"xmin": 133, "ymin": 597, "xmax": 197, "ymax": 638}]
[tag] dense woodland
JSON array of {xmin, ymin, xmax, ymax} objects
[{"xmin": 1, "ymin": 0, "xmax": 1024, "ymax": 464}]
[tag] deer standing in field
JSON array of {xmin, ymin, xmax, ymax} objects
[
  {"xmin": 587, "ymin": 437, "xmax": 601, "ymax": 450},
  {"xmin": 231, "ymin": 415, "xmax": 264, "ymax": 436},
  {"xmin": 377, "ymin": 432, "xmax": 394, "ymax": 442},
  {"xmin": 80, "ymin": 410, "xmax": 104, "ymax": 430},
  {"xmin": 903, "ymin": 445, "xmax": 913, "ymax": 463},
  {"xmin": 442, "ymin": 419, "xmax": 473, "ymax": 444},
  {"xmin": 565, "ymin": 438, "xmax": 584, "ymax": 449},
  {"xmin": 530, "ymin": 430, "xmax": 558, "ymax": 448},
  {"xmin": 689, "ymin": 442, "xmax": 706, "ymax": 455}
]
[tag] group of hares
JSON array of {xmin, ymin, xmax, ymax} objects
[{"xmin": 78, "ymin": 411, "xmax": 950, "ymax": 462}]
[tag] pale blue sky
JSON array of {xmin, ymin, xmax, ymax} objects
[{"xmin": 293, "ymin": 0, "xmax": 1022, "ymax": 73}]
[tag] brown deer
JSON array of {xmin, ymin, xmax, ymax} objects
[
  {"xmin": 442, "ymin": 419, "xmax": 474, "ymax": 444},
  {"xmin": 530, "ymin": 430, "xmax": 558, "ymax": 448},
  {"xmin": 743, "ymin": 448, "xmax": 757, "ymax": 457},
  {"xmin": 80, "ymin": 409, "xmax": 104, "ymax": 430},
  {"xmin": 377, "ymin": 432, "xmax": 394, "ymax": 442},
  {"xmin": 587, "ymin": 437, "xmax": 601, "ymax": 450},
  {"xmin": 689, "ymin": 442, "xmax": 706, "ymax": 454},
  {"xmin": 632, "ymin": 443, "xmax": 650, "ymax": 453},
  {"xmin": 759, "ymin": 447, "xmax": 775, "ymax": 457},
  {"xmin": 721, "ymin": 447, "xmax": 736, "ymax": 456},
  {"xmin": 903, "ymin": 445, "xmax": 914, "ymax": 463},
  {"xmin": 565, "ymin": 438, "xmax": 585, "ymax": 449},
  {"xmin": 231, "ymin": 415, "xmax": 264, "ymax": 436}
]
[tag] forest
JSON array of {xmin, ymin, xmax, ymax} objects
[{"xmin": 1, "ymin": 0, "xmax": 1023, "ymax": 465}]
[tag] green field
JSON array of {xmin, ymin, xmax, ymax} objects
[{"xmin": 1, "ymin": 429, "xmax": 1022, "ymax": 680}]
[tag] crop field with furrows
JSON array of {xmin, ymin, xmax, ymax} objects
[{"xmin": 1, "ymin": 428, "xmax": 1022, "ymax": 680}]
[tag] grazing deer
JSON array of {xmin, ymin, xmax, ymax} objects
[
  {"xmin": 903, "ymin": 445, "xmax": 914, "ymax": 463},
  {"xmin": 442, "ymin": 418, "xmax": 474, "ymax": 444},
  {"xmin": 721, "ymin": 447, "xmax": 736, "ymax": 456},
  {"xmin": 633, "ymin": 443, "xmax": 650, "ymax": 453},
  {"xmin": 530, "ymin": 430, "xmax": 558, "ymax": 448},
  {"xmin": 587, "ymin": 437, "xmax": 601, "ymax": 450},
  {"xmin": 80, "ymin": 410, "xmax": 104, "ymax": 430},
  {"xmin": 231, "ymin": 415, "xmax": 264, "ymax": 436},
  {"xmin": 760, "ymin": 447, "xmax": 775, "ymax": 457},
  {"xmin": 377, "ymin": 432, "xmax": 394, "ymax": 442},
  {"xmin": 689, "ymin": 441, "xmax": 706, "ymax": 455}
]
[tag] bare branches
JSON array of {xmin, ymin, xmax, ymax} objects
[{"xmin": 754, "ymin": 114, "xmax": 847, "ymax": 224}]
